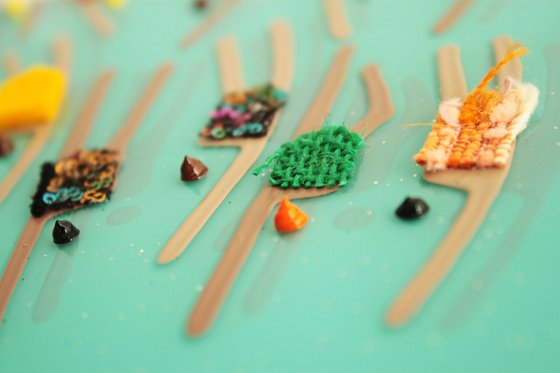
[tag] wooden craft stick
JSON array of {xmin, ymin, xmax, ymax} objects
[
  {"xmin": 74, "ymin": 0, "xmax": 114, "ymax": 37},
  {"xmin": 107, "ymin": 62, "xmax": 174, "ymax": 156},
  {"xmin": 432, "ymin": 0, "xmax": 475, "ymax": 35},
  {"xmin": 0, "ymin": 70, "xmax": 115, "ymax": 322},
  {"xmin": 59, "ymin": 71, "xmax": 116, "ymax": 158},
  {"xmin": 350, "ymin": 65, "xmax": 395, "ymax": 138},
  {"xmin": 293, "ymin": 45, "xmax": 354, "ymax": 138},
  {"xmin": 216, "ymin": 37, "xmax": 244, "ymax": 93},
  {"xmin": 0, "ymin": 37, "xmax": 73, "ymax": 203},
  {"xmin": 53, "ymin": 35, "xmax": 72, "ymax": 75},
  {"xmin": 0, "ymin": 217, "xmax": 49, "ymax": 321},
  {"xmin": 186, "ymin": 45, "xmax": 357, "ymax": 336},
  {"xmin": 157, "ymin": 22, "xmax": 293, "ymax": 264},
  {"xmin": 3, "ymin": 52, "xmax": 20, "ymax": 76},
  {"xmin": 322, "ymin": 0, "xmax": 352, "ymax": 40},
  {"xmin": 270, "ymin": 21, "xmax": 294, "ymax": 92},
  {"xmin": 437, "ymin": 45, "xmax": 468, "ymax": 100},
  {"xmin": 181, "ymin": 0, "xmax": 240, "ymax": 48},
  {"xmin": 493, "ymin": 35, "xmax": 522, "ymax": 89},
  {"xmin": 19, "ymin": 0, "xmax": 45, "ymax": 38},
  {"xmin": 385, "ymin": 38, "xmax": 521, "ymax": 327},
  {"xmin": 0, "ymin": 60, "xmax": 174, "ymax": 322}
]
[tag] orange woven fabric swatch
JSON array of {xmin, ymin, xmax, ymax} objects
[{"xmin": 415, "ymin": 45, "xmax": 538, "ymax": 171}]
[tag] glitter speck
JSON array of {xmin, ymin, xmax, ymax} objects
[
  {"xmin": 96, "ymin": 222, "xmax": 100, "ymax": 227},
  {"xmin": 554, "ymin": 126, "xmax": 558, "ymax": 130},
  {"xmin": 130, "ymin": 242, "xmax": 135, "ymax": 247},
  {"xmin": 272, "ymin": 236, "xmax": 279, "ymax": 243},
  {"xmin": 412, "ymin": 173, "xmax": 418, "ymax": 178},
  {"xmin": 373, "ymin": 180, "xmax": 379, "ymax": 185},
  {"xmin": 81, "ymin": 311, "xmax": 89, "ymax": 319},
  {"xmin": 195, "ymin": 284, "xmax": 204, "ymax": 292},
  {"xmin": 399, "ymin": 178, "xmax": 404, "ymax": 183},
  {"xmin": 348, "ymin": 201, "xmax": 353, "ymax": 206},
  {"xmin": 366, "ymin": 209, "xmax": 373, "ymax": 216},
  {"xmin": 108, "ymin": 256, "xmax": 114, "ymax": 261},
  {"xmin": 260, "ymin": 251, "xmax": 268, "ymax": 259},
  {"xmin": 138, "ymin": 249, "xmax": 144, "ymax": 256},
  {"xmin": 381, "ymin": 140, "xmax": 387, "ymax": 145}
]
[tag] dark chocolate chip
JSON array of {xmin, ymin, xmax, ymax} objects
[
  {"xmin": 181, "ymin": 156, "xmax": 208, "ymax": 182},
  {"xmin": 52, "ymin": 220, "xmax": 80, "ymax": 244},
  {"xmin": 0, "ymin": 135, "xmax": 14, "ymax": 157},
  {"xmin": 395, "ymin": 197, "xmax": 429, "ymax": 220},
  {"xmin": 194, "ymin": 0, "xmax": 208, "ymax": 10}
]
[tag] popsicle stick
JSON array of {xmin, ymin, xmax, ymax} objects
[
  {"xmin": 437, "ymin": 45, "xmax": 468, "ymax": 100},
  {"xmin": 386, "ymin": 166, "xmax": 511, "ymax": 327},
  {"xmin": 181, "ymin": 0, "xmax": 240, "ymax": 48},
  {"xmin": 0, "ymin": 38, "xmax": 73, "ymax": 203},
  {"xmin": 3, "ymin": 52, "xmax": 20, "ymax": 76},
  {"xmin": 323, "ymin": 0, "xmax": 352, "ymax": 39},
  {"xmin": 493, "ymin": 35, "xmax": 522, "ymax": 89},
  {"xmin": 0, "ymin": 216, "xmax": 51, "ymax": 321},
  {"xmin": 386, "ymin": 38, "xmax": 521, "ymax": 327},
  {"xmin": 270, "ymin": 20, "xmax": 294, "ymax": 91},
  {"xmin": 0, "ymin": 60, "xmax": 172, "ymax": 322},
  {"xmin": 186, "ymin": 45, "xmax": 356, "ymax": 336},
  {"xmin": 0, "ymin": 70, "xmax": 115, "ymax": 322},
  {"xmin": 216, "ymin": 37, "xmax": 245, "ymax": 93},
  {"xmin": 74, "ymin": 0, "xmax": 114, "ymax": 37},
  {"xmin": 20, "ymin": 0, "xmax": 45, "ymax": 38},
  {"xmin": 53, "ymin": 35, "xmax": 72, "ymax": 75},
  {"xmin": 157, "ymin": 23, "xmax": 293, "ymax": 264},
  {"xmin": 432, "ymin": 0, "xmax": 474, "ymax": 35},
  {"xmin": 293, "ymin": 45, "xmax": 354, "ymax": 138},
  {"xmin": 350, "ymin": 65, "xmax": 395, "ymax": 138},
  {"xmin": 107, "ymin": 62, "xmax": 174, "ymax": 156},
  {"xmin": 59, "ymin": 70, "xmax": 116, "ymax": 158}
]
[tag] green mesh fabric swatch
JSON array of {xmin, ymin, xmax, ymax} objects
[{"xmin": 253, "ymin": 126, "xmax": 364, "ymax": 188}]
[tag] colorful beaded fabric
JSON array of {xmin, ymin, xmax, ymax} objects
[
  {"xmin": 30, "ymin": 149, "xmax": 119, "ymax": 217},
  {"xmin": 200, "ymin": 83, "xmax": 287, "ymax": 140},
  {"xmin": 253, "ymin": 125, "xmax": 363, "ymax": 188},
  {"xmin": 414, "ymin": 45, "xmax": 539, "ymax": 171}
]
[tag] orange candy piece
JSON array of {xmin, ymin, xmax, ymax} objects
[{"xmin": 274, "ymin": 197, "xmax": 309, "ymax": 233}]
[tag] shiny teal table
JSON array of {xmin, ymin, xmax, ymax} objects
[{"xmin": 0, "ymin": 0, "xmax": 559, "ymax": 372}]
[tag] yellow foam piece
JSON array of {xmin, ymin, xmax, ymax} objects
[
  {"xmin": 105, "ymin": 0, "xmax": 126, "ymax": 10},
  {"xmin": 0, "ymin": 65, "xmax": 67, "ymax": 132},
  {"xmin": 4, "ymin": 0, "xmax": 28, "ymax": 19}
]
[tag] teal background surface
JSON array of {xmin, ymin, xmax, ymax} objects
[{"xmin": 1, "ymin": 0, "xmax": 559, "ymax": 372}]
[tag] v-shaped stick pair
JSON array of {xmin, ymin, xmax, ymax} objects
[
  {"xmin": 0, "ymin": 62, "xmax": 174, "ymax": 322},
  {"xmin": 157, "ymin": 20, "xmax": 294, "ymax": 264},
  {"xmin": 386, "ymin": 36, "xmax": 524, "ymax": 327},
  {"xmin": 187, "ymin": 45, "xmax": 395, "ymax": 337}
]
